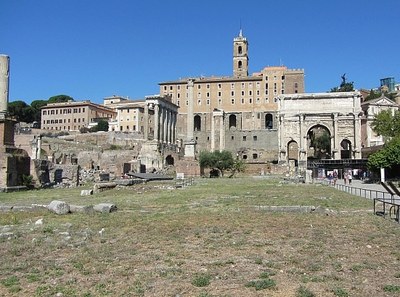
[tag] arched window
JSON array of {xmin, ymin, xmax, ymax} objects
[
  {"xmin": 238, "ymin": 61, "xmax": 242, "ymax": 69},
  {"xmin": 340, "ymin": 139, "xmax": 352, "ymax": 159},
  {"xmin": 229, "ymin": 114, "xmax": 237, "ymax": 129},
  {"xmin": 194, "ymin": 115, "xmax": 201, "ymax": 131},
  {"xmin": 238, "ymin": 46, "xmax": 242, "ymax": 54},
  {"xmin": 265, "ymin": 113, "xmax": 273, "ymax": 129},
  {"xmin": 166, "ymin": 155, "xmax": 174, "ymax": 166}
]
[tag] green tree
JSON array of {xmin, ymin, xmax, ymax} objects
[
  {"xmin": 8, "ymin": 100, "xmax": 35, "ymax": 122},
  {"xmin": 48, "ymin": 94, "xmax": 74, "ymax": 103},
  {"xmin": 367, "ymin": 136, "xmax": 400, "ymax": 175},
  {"xmin": 30, "ymin": 100, "xmax": 48, "ymax": 123},
  {"xmin": 96, "ymin": 119, "xmax": 109, "ymax": 132},
  {"xmin": 371, "ymin": 110, "xmax": 400, "ymax": 139},
  {"xmin": 228, "ymin": 159, "xmax": 247, "ymax": 178},
  {"xmin": 365, "ymin": 89, "xmax": 396, "ymax": 101},
  {"xmin": 330, "ymin": 74, "xmax": 354, "ymax": 92},
  {"xmin": 199, "ymin": 150, "xmax": 235, "ymax": 177}
]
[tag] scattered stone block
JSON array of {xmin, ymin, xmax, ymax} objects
[
  {"xmin": 0, "ymin": 205, "xmax": 12, "ymax": 212},
  {"xmin": 93, "ymin": 203, "xmax": 117, "ymax": 213},
  {"xmin": 12, "ymin": 205, "xmax": 33, "ymax": 211},
  {"xmin": 69, "ymin": 204, "xmax": 94, "ymax": 214},
  {"xmin": 93, "ymin": 182, "xmax": 117, "ymax": 193},
  {"xmin": 35, "ymin": 218, "xmax": 43, "ymax": 225},
  {"xmin": 48, "ymin": 200, "xmax": 70, "ymax": 215},
  {"xmin": 80, "ymin": 189, "xmax": 93, "ymax": 196}
]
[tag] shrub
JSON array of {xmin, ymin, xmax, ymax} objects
[
  {"xmin": 296, "ymin": 286, "xmax": 315, "ymax": 297},
  {"xmin": 245, "ymin": 278, "xmax": 276, "ymax": 290},
  {"xmin": 191, "ymin": 273, "xmax": 211, "ymax": 287}
]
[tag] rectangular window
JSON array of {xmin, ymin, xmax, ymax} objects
[
  {"xmin": 241, "ymin": 83, "xmax": 245, "ymax": 89},
  {"xmin": 243, "ymin": 136, "xmax": 247, "ymax": 141},
  {"xmin": 231, "ymin": 83, "xmax": 235, "ymax": 89},
  {"xmin": 253, "ymin": 135, "xmax": 258, "ymax": 141},
  {"xmin": 218, "ymin": 83, "xmax": 222, "ymax": 89},
  {"xmin": 177, "ymin": 85, "xmax": 181, "ymax": 90},
  {"xmin": 206, "ymin": 92, "xmax": 210, "ymax": 97},
  {"xmin": 241, "ymin": 98, "xmax": 245, "ymax": 104},
  {"xmin": 249, "ymin": 90, "xmax": 252, "ymax": 96},
  {"xmin": 241, "ymin": 90, "xmax": 245, "ymax": 96},
  {"xmin": 218, "ymin": 91, "xmax": 222, "ymax": 97},
  {"xmin": 197, "ymin": 84, "xmax": 201, "ymax": 89},
  {"xmin": 206, "ymin": 99, "xmax": 210, "ymax": 105},
  {"xmin": 231, "ymin": 98, "xmax": 235, "ymax": 105},
  {"xmin": 218, "ymin": 99, "xmax": 222, "ymax": 105},
  {"xmin": 206, "ymin": 84, "xmax": 210, "ymax": 89},
  {"xmin": 198, "ymin": 99, "xmax": 201, "ymax": 105}
]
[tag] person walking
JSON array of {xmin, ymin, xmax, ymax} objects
[
  {"xmin": 333, "ymin": 170, "xmax": 338, "ymax": 186},
  {"xmin": 348, "ymin": 170, "xmax": 353, "ymax": 185},
  {"xmin": 344, "ymin": 171, "xmax": 348, "ymax": 185}
]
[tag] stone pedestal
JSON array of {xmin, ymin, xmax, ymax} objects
[{"xmin": 184, "ymin": 140, "xmax": 196, "ymax": 158}]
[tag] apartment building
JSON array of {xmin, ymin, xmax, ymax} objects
[{"xmin": 41, "ymin": 100, "xmax": 116, "ymax": 131}]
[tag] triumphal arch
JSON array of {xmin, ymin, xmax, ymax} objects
[{"xmin": 277, "ymin": 91, "xmax": 363, "ymax": 171}]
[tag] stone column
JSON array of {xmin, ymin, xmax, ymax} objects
[
  {"xmin": 0, "ymin": 55, "xmax": 10, "ymax": 117},
  {"xmin": 171, "ymin": 111, "xmax": 176, "ymax": 144},
  {"xmin": 187, "ymin": 79, "xmax": 194, "ymax": 141},
  {"xmin": 154, "ymin": 104, "xmax": 159, "ymax": 141},
  {"xmin": 184, "ymin": 79, "xmax": 196, "ymax": 158},
  {"xmin": 163, "ymin": 107, "xmax": 168, "ymax": 143},
  {"xmin": 219, "ymin": 114, "xmax": 225, "ymax": 151},
  {"xmin": 144, "ymin": 103, "xmax": 149, "ymax": 140},
  {"xmin": 333, "ymin": 113, "xmax": 339, "ymax": 160},
  {"xmin": 354, "ymin": 114, "xmax": 361, "ymax": 159},
  {"xmin": 168, "ymin": 109, "xmax": 172, "ymax": 144},
  {"xmin": 298, "ymin": 114, "xmax": 303, "ymax": 151},
  {"xmin": 278, "ymin": 114, "xmax": 285, "ymax": 163},
  {"xmin": 162, "ymin": 107, "xmax": 167, "ymax": 143}
]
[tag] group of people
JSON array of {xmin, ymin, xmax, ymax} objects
[
  {"xmin": 343, "ymin": 170, "xmax": 353, "ymax": 184},
  {"xmin": 327, "ymin": 170, "xmax": 353, "ymax": 186}
]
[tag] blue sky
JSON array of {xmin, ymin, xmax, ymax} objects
[{"xmin": 1, "ymin": 0, "xmax": 399, "ymax": 104}]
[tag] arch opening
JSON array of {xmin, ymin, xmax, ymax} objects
[
  {"xmin": 340, "ymin": 139, "xmax": 352, "ymax": 159},
  {"xmin": 166, "ymin": 155, "xmax": 174, "ymax": 166},
  {"xmin": 229, "ymin": 114, "xmax": 237, "ymax": 129},
  {"xmin": 307, "ymin": 125, "xmax": 331, "ymax": 159},
  {"xmin": 194, "ymin": 115, "xmax": 201, "ymax": 131}
]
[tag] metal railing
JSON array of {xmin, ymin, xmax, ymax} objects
[
  {"xmin": 317, "ymin": 179, "xmax": 400, "ymax": 201},
  {"xmin": 335, "ymin": 183, "xmax": 397, "ymax": 200}
]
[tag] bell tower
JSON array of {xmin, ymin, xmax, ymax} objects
[{"xmin": 233, "ymin": 29, "xmax": 248, "ymax": 78}]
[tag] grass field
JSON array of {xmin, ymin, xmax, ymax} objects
[{"xmin": 1, "ymin": 177, "xmax": 400, "ymax": 297}]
